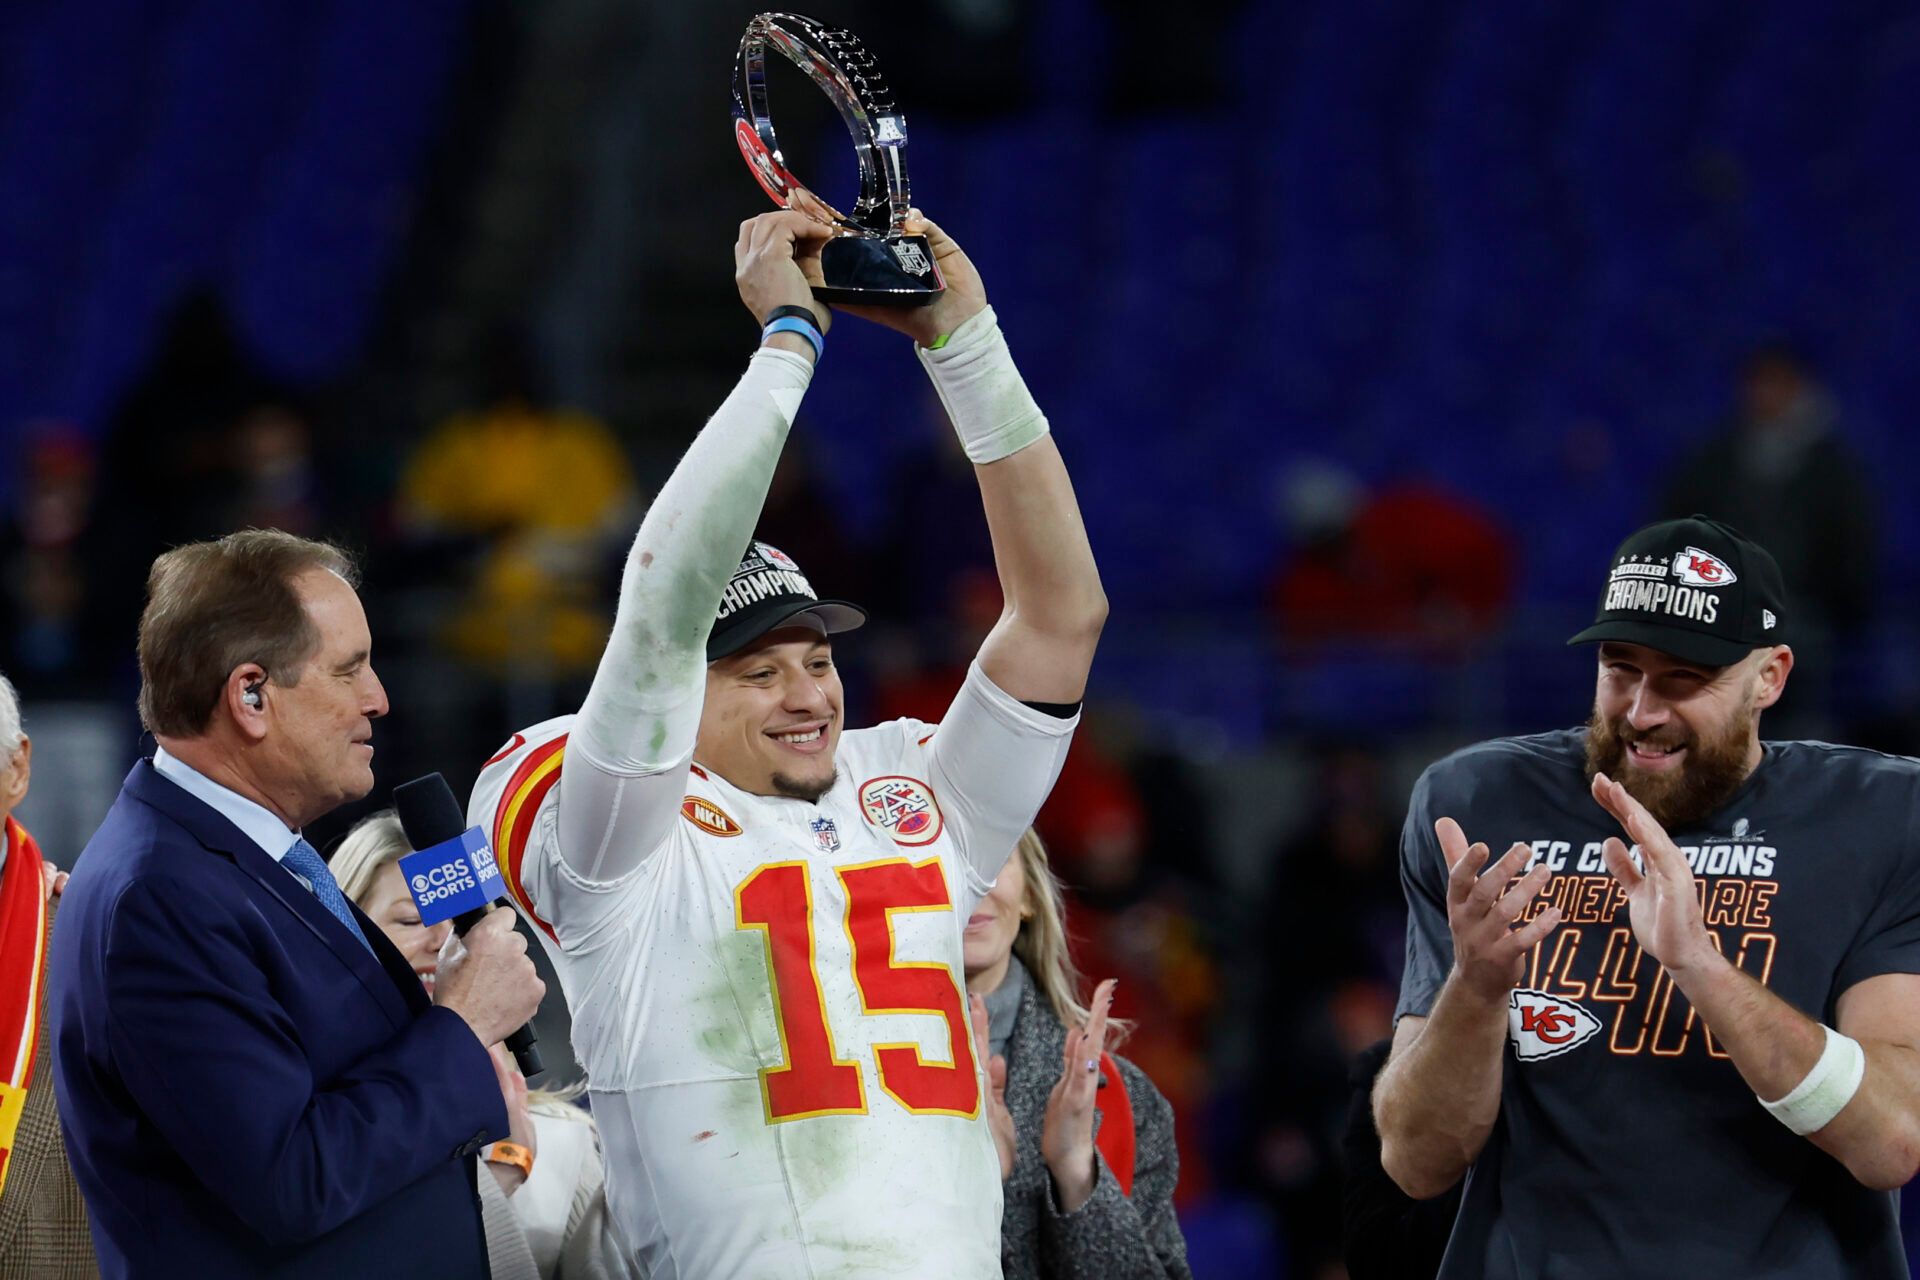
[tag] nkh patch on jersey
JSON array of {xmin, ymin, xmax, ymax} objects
[
  {"xmin": 1508, "ymin": 988, "xmax": 1601, "ymax": 1061},
  {"xmin": 858, "ymin": 776, "xmax": 943, "ymax": 846},
  {"xmin": 681, "ymin": 796, "xmax": 742, "ymax": 837}
]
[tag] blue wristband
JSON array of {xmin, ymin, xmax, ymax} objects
[{"xmin": 762, "ymin": 316, "xmax": 824, "ymax": 362}]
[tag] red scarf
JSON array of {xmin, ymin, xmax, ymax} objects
[{"xmin": 0, "ymin": 816, "xmax": 49, "ymax": 1199}]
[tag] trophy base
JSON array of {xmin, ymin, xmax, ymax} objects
[{"xmin": 815, "ymin": 234, "xmax": 943, "ymax": 307}]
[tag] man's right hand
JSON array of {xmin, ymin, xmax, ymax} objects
[
  {"xmin": 734, "ymin": 210, "xmax": 833, "ymax": 335},
  {"xmin": 432, "ymin": 907, "xmax": 545, "ymax": 1047},
  {"xmin": 1439, "ymin": 817, "xmax": 1561, "ymax": 1003}
]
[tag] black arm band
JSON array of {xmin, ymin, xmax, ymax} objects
[
  {"xmin": 1020, "ymin": 699, "xmax": 1081, "ymax": 720},
  {"xmin": 762, "ymin": 303, "xmax": 823, "ymax": 329}
]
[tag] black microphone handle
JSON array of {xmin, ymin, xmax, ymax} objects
[
  {"xmin": 450, "ymin": 898, "xmax": 544, "ymax": 1078},
  {"xmin": 505, "ymin": 1024, "xmax": 544, "ymax": 1077}
]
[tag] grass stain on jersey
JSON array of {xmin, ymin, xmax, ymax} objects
[
  {"xmin": 695, "ymin": 933, "xmax": 772, "ymax": 1075},
  {"xmin": 781, "ymin": 1112, "xmax": 862, "ymax": 1205}
]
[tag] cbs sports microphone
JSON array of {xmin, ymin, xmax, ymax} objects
[{"xmin": 394, "ymin": 772, "xmax": 544, "ymax": 1078}]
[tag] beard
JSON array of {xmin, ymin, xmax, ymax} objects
[
  {"xmin": 1583, "ymin": 701, "xmax": 1755, "ymax": 830},
  {"xmin": 771, "ymin": 766, "xmax": 837, "ymax": 804}
]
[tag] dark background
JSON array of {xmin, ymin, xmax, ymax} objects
[{"xmin": 6, "ymin": 1, "xmax": 1920, "ymax": 1274}]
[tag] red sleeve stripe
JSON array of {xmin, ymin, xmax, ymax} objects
[{"xmin": 491, "ymin": 734, "xmax": 568, "ymax": 944}]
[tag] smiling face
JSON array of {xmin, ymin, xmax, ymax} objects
[
  {"xmin": 695, "ymin": 626, "xmax": 844, "ymax": 802},
  {"xmin": 260, "ymin": 568, "xmax": 389, "ymax": 825},
  {"xmin": 362, "ymin": 862, "xmax": 454, "ymax": 994},
  {"xmin": 1585, "ymin": 641, "xmax": 1790, "ymax": 827}
]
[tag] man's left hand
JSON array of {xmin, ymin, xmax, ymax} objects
[
  {"xmin": 1592, "ymin": 773, "xmax": 1718, "ymax": 975},
  {"xmin": 833, "ymin": 210, "xmax": 987, "ymax": 347},
  {"xmin": 41, "ymin": 860, "xmax": 68, "ymax": 901}
]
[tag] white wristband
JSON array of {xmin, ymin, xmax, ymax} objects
[
  {"xmin": 915, "ymin": 305, "xmax": 1050, "ymax": 464},
  {"xmin": 1759, "ymin": 1024, "xmax": 1865, "ymax": 1135}
]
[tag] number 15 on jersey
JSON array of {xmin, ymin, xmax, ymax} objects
[{"xmin": 735, "ymin": 857, "xmax": 980, "ymax": 1123}]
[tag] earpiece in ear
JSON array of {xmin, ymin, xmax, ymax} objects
[{"xmin": 242, "ymin": 682, "xmax": 264, "ymax": 709}]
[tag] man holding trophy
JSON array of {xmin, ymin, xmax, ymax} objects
[{"xmin": 465, "ymin": 16, "xmax": 1108, "ymax": 1276}]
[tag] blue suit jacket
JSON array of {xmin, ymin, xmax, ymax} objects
[{"xmin": 49, "ymin": 761, "xmax": 508, "ymax": 1279}]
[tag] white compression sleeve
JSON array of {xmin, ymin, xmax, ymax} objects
[
  {"xmin": 915, "ymin": 305, "xmax": 1050, "ymax": 464},
  {"xmin": 558, "ymin": 346, "xmax": 814, "ymax": 880}
]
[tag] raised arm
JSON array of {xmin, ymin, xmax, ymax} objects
[
  {"xmin": 558, "ymin": 212, "xmax": 831, "ymax": 879},
  {"xmin": 842, "ymin": 213, "xmax": 1106, "ymax": 704}
]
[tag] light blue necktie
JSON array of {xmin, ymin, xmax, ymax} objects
[{"xmin": 281, "ymin": 838, "xmax": 375, "ymax": 954}]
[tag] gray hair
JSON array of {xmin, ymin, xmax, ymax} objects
[{"xmin": 0, "ymin": 670, "xmax": 22, "ymax": 761}]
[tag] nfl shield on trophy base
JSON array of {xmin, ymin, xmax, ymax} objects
[
  {"xmin": 817, "ymin": 233, "xmax": 939, "ymax": 305},
  {"xmin": 733, "ymin": 13, "xmax": 945, "ymax": 307}
]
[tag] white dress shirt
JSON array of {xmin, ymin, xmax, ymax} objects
[{"xmin": 152, "ymin": 747, "xmax": 307, "ymax": 879}]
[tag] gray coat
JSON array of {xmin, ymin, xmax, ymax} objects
[{"xmin": 996, "ymin": 967, "xmax": 1191, "ymax": 1279}]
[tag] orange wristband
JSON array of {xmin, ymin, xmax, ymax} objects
[{"xmin": 484, "ymin": 1140, "xmax": 534, "ymax": 1180}]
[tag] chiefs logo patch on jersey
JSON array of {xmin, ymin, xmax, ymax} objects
[
  {"xmin": 1508, "ymin": 989, "xmax": 1601, "ymax": 1061},
  {"xmin": 681, "ymin": 796, "xmax": 743, "ymax": 837},
  {"xmin": 858, "ymin": 775, "xmax": 944, "ymax": 846}
]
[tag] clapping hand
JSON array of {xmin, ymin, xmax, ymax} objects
[
  {"xmin": 969, "ymin": 994, "xmax": 1015, "ymax": 1179},
  {"xmin": 1592, "ymin": 773, "xmax": 1717, "ymax": 975},
  {"xmin": 1041, "ymin": 977, "xmax": 1117, "ymax": 1215},
  {"xmin": 1438, "ymin": 818, "xmax": 1562, "ymax": 1003}
]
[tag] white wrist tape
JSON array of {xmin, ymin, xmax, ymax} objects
[
  {"xmin": 915, "ymin": 305, "xmax": 1050, "ymax": 464},
  {"xmin": 1759, "ymin": 1024, "xmax": 1865, "ymax": 1135}
]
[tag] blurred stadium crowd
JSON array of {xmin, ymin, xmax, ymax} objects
[{"xmin": 5, "ymin": 0, "xmax": 1920, "ymax": 1275}]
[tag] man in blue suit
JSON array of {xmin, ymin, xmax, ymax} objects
[{"xmin": 50, "ymin": 530, "xmax": 547, "ymax": 1278}]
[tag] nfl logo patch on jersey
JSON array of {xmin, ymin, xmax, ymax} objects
[
  {"xmin": 810, "ymin": 816, "xmax": 840, "ymax": 852},
  {"xmin": 858, "ymin": 776, "xmax": 944, "ymax": 846},
  {"xmin": 1508, "ymin": 989, "xmax": 1601, "ymax": 1061}
]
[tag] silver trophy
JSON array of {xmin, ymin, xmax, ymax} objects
[{"xmin": 733, "ymin": 12, "xmax": 944, "ymax": 307}]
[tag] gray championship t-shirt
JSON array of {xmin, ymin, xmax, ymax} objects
[{"xmin": 1397, "ymin": 729, "xmax": 1920, "ymax": 1280}]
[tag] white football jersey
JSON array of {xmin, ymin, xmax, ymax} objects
[{"xmin": 468, "ymin": 665, "xmax": 1076, "ymax": 1279}]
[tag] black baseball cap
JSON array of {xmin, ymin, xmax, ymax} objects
[
  {"xmin": 707, "ymin": 540, "xmax": 866, "ymax": 661},
  {"xmin": 1567, "ymin": 515, "xmax": 1789, "ymax": 667}
]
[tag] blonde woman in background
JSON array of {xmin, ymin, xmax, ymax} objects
[
  {"xmin": 333, "ymin": 811, "xmax": 630, "ymax": 1280},
  {"xmin": 964, "ymin": 828, "xmax": 1191, "ymax": 1278}
]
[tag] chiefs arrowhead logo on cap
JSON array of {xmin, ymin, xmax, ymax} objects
[
  {"xmin": 1671, "ymin": 546, "xmax": 1738, "ymax": 589},
  {"xmin": 757, "ymin": 541, "xmax": 801, "ymax": 573},
  {"xmin": 1508, "ymin": 989, "xmax": 1601, "ymax": 1061}
]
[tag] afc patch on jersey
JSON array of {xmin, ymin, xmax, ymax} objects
[
  {"xmin": 858, "ymin": 775, "xmax": 944, "ymax": 846},
  {"xmin": 1508, "ymin": 989, "xmax": 1601, "ymax": 1061}
]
